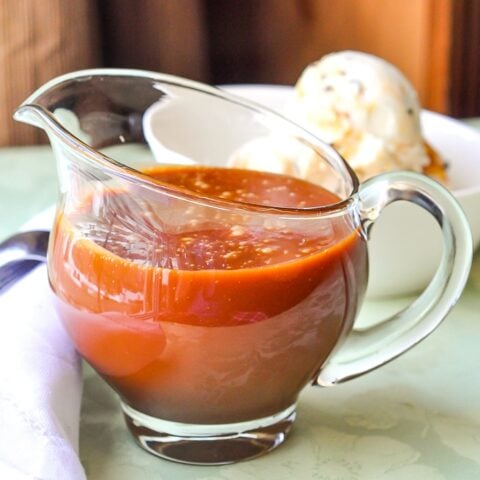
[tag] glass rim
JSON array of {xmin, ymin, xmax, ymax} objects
[{"xmin": 15, "ymin": 68, "xmax": 360, "ymax": 216}]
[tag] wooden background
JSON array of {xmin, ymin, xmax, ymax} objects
[{"xmin": 0, "ymin": 0, "xmax": 475, "ymax": 146}]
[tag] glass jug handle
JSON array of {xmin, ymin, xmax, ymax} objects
[{"xmin": 315, "ymin": 171, "xmax": 472, "ymax": 386}]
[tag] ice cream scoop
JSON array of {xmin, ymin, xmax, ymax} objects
[{"xmin": 287, "ymin": 51, "xmax": 445, "ymax": 182}]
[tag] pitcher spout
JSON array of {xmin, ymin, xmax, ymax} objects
[
  {"xmin": 12, "ymin": 68, "xmax": 174, "ymax": 157},
  {"xmin": 14, "ymin": 104, "xmax": 54, "ymax": 131}
]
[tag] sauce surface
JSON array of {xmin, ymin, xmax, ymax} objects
[
  {"xmin": 148, "ymin": 165, "xmax": 340, "ymax": 208},
  {"xmin": 50, "ymin": 166, "xmax": 367, "ymax": 423}
]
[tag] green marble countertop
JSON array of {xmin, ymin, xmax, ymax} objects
[{"xmin": 1, "ymin": 140, "xmax": 480, "ymax": 479}]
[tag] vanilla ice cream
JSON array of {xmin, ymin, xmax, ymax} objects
[
  {"xmin": 228, "ymin": 135, "xmax": 343, "ymax": 195},
  {"xmin": 287, "ymin": 51, "xmax": 439, "ymax": 181},
  {"xmin": 229, "ymin": 136, "xmax": 326, "ymax": 180}
]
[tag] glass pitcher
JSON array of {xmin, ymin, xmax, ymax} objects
[{"xmin": 14, "ymin": 70, "xmax": 471, "ymax": 465}]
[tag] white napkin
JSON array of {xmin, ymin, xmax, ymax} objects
[{"xmin": 0, "ymin": 208, "xmax": 86, "ymax": 480}]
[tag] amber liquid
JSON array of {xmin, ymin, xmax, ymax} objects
[{"xmin": 50, "ymin": 167, "xmax": 368, "ymax": 423}]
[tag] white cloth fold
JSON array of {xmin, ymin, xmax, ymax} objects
[{"xmin": 0, "ymin": 208, "xmax": 86, "ymax": 480}]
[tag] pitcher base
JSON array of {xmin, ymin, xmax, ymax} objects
[{"xmin": 122, "ymin": 402, "xmax": 296, "ymax": 465}]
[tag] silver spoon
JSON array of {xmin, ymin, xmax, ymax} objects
[{"xmin": 0, "ymin": 231, "xmax": 49, "ymax": 293}]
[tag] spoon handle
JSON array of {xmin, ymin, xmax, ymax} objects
[{"xmin": 0, "ymin": 231, "xmax": 49, "ymax": 293}]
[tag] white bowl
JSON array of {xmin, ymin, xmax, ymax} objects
[{"xmin": 220, "ymin": 85, "xmax": 480, "ymax": 298}]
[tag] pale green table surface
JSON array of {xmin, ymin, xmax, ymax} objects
[{"xmin": 1, "ymin": 141, "xmax": 480, "ymax": 479}]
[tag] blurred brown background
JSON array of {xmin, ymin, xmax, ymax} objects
[{"xmin": 0, "ymin": 0, "xmax": 478, "ymax": 146}]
